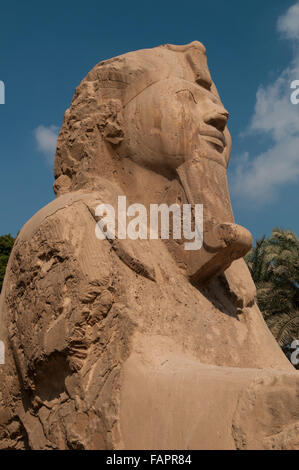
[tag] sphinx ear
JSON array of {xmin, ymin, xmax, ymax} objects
[{"xmin": 97, "ymin": 99, "xmax": 124, "ymax": 145}]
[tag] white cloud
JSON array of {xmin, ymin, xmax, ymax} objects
[
  {"xmin": 249, "ymin": 70, "xmax": 299, "ymax": 140},
  {"xmin": 278, "ymin": 1, "xmax": 299, "ymax": 40},
  {"xmin": 231, "ymin": 139, "xmax": 299, "ymax": 203},
  {"xmin": 34, "ymin": 125, "xmax": 59, "ymax": 162},
  {"xmin": 231, "ymin": 2, "xmax": 299, "ymax": 204}
]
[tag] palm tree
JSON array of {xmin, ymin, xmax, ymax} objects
[{"xmin": 245, "ymin": 228, "xmax": 299, "ymax": 362}]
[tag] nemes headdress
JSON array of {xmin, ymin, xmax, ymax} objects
[{"xmin": 85, "ymin": 41, "xmax": 216, "ymax": 105}]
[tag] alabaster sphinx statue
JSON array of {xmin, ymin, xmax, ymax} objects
[{"xmin": 0, "ymin": 42, "xmax": 298, "ymax": 450}]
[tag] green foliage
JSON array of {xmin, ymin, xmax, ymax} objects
[
  {"xmin": 245, "ymin": 228, "xmax": 299, "ymax": 355},
  {"xmin": 0, "ymin": 234, "xmax": 15, "ymax": 292}
]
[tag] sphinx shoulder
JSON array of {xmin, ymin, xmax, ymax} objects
[
  {"xmin": 17, "ymin": 190, "xmax": 104, "ymax": 243},
  {"xmin": 8, "ymin": 188, "xmax": 156, "ymax": 296}
]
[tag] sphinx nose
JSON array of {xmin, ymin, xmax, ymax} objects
[{"xmin": 204, "ymin": 111, "xmax": 229, "ymax": 132}]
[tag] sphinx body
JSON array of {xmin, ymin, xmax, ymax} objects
[{"xmin": 0, "ymin": 42, "xmax": 298, "ymax": 450}]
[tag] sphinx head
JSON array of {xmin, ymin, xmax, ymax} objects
[{"xmin": 54, "ymin": 41, "xmax": 232, "ymax": 195}]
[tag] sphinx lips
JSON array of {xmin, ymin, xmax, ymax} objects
[
  {"xmin": 199, "ymin": 129, "xmax": 226, "ymax": 151},
  {"xmin": 204, "ymin": 135, "xmax": 225, "ymax": 151}
]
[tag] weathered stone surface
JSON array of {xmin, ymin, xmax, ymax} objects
[{"xmin": 0, "ymin": 42, "xmax": 298, "ymax": 450}]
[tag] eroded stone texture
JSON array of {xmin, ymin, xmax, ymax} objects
[{"xmin": 0, "ymin": 42, "xmax": 298, "ymax": 450}]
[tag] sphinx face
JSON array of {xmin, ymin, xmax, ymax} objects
[
  {"xmin": 121, "ymin": 75, "xmax": 252, "ymax": 285},
  {"xmin": 122, "ymin": 77, "xmax": 232, "ymax": 173}
]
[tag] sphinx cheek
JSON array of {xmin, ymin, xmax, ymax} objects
[{"xmin": 157, "ymin": 103, "xmax": 196, "ymax": 166}]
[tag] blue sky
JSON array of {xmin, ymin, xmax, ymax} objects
[{"xmin": 0, "ymin": 0, "xmax": 298, "ymax": 241}]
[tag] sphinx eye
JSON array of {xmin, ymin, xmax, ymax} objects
[
  {"xmin": 196, "ymin": 77, "xmax": 212, "ymax": 91},
  {"xmin": 176, "ymin": 89, "xmax": 197, "ymax": 104}
]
